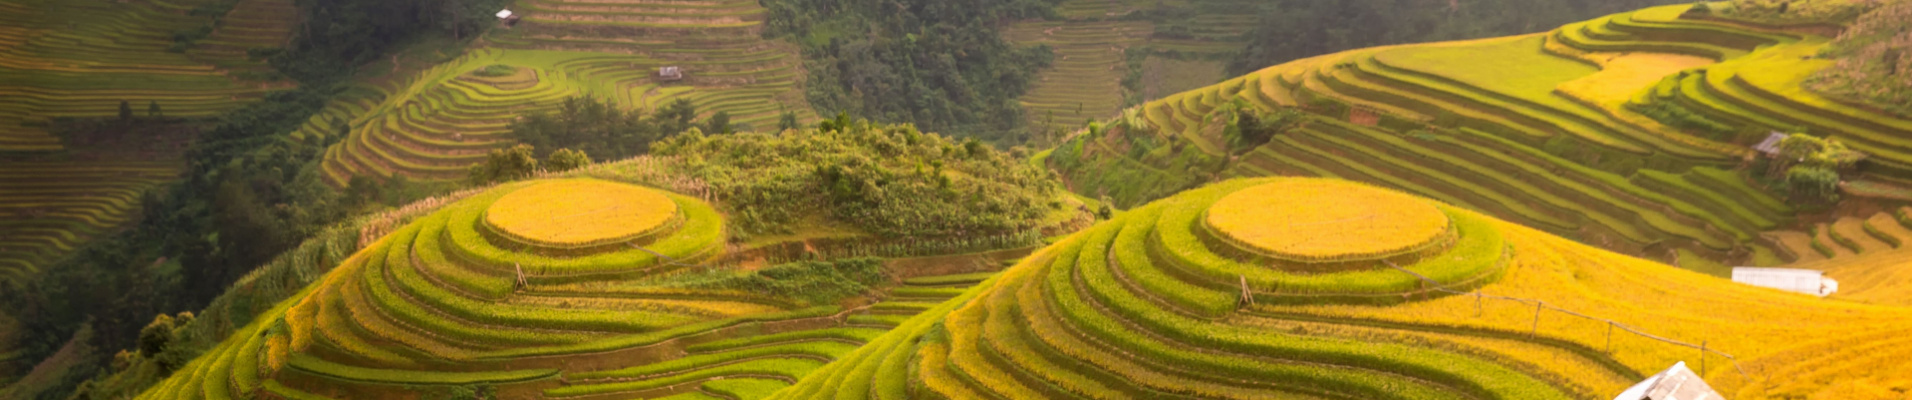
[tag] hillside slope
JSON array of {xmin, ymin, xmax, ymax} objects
[
  {"xmin": 776, "ymin": 177, "xmax": 1912, "ymax": 400},
  {"xmin": 316, "ymin": 0, "xmax": 818, "ymax": 185},
  {"xmin": 1048, "ymin": 3, "xmax": 1912, "ymax": 267},
  {"xmin": 0, "ymin": 0, "xmax": 291, "ymax": 152}
]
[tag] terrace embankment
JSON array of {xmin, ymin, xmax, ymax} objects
[
  {"xmin": 774, "ymin": 177, "xmax": 1912, "ymax": 400},
  {"xmin": 132, "ymin": 176, "xmax": 1035, "ymax": 399},
  {"xmin": 1045, "ymin": 2, "xmax": 1912, "ymax": 268},
  {"xmin": 321, "ymin": 0, "xmax": 818, "ymax": 184}
]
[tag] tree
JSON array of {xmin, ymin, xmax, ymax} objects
[
  {"xmin": 148, "ymin": 101, "xmax": 162, "ymax": 118},
  {"xmin": 545, "ymin": 148, "xmax": 591, "ymax": 173},
  {"xmin": 119, "ymin": 100, "xmax": 134, "ymax": 121},
  {"xmin": 777, "ymin": 109, "xmax": 801, "ymax": 132},
  {"xmin": 469, "ymin": 144, "xmax": 540, "ymax": 185},
  {"xmin": 1777, "ymin": 133, "xmax": 1826, "ymax": 162},
  {"xmin": 705, "ymin": 111, "xmax": 733, "ymax": 134},
  {"xmin": 136, "ymin": 314, "xmax": 175, "ymax": 357},
  {"xmin": 1786, "ymin": 165, "xmax": 1840, "ymax": 204}
]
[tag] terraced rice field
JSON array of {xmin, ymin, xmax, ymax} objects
[
  {"xmin": 1047, "ymin": 3, "xmax": 1912, "ymax": 266},
  {"xmin": 322, "ymin": 0, "xmax": 817, "ymax": 184},
  {"xmin": 1004, "ymin": 0, "xmax": 1259, "ymax": 129},
  {"xmin": 0, "ymin": 0, "xmax": 291, "ymax": 152},
  {"xmin": 184, "ymin": 0, "xmax": 294, "ymax": 75},
  {"xmin": 0, "ymin": 159, "xmax": 180, "ymax": 285},
  {"xmin": 1766, "ymin": 207, "xmax": 1912, "ymax": 266},
  {"xmin": 775, "ymin": 178, "xmax": 1912, "ymax": 400},
  {"xmin": 134, "ymin": 177, "xmax": 1011, "ymax": 399}
]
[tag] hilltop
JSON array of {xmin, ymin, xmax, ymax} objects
[
  {"xmin": 778, "ymin": 177, "xmax": 1912, "ymax": 399},
  {"xmin": 69, "ymin": 120, "xmax": 1088, "ymax": 399}
]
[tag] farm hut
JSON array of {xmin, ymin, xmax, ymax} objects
[
  {"xmin": 496, "ymin": 9, "xmax": 521, "ymax": 28},
  {"xmin": 1752, "ymin": 132, "xmax": 1787, "ymax": 158},
  {"xmin": 659, "ymin": 66, "xmax": 684, "ymax": 81},
  {"xmin": 1612, "ymin": 362, "xmax": 1722, "ymax": 400},
  {"xmin": 1732, "ymin": 267, "xmax": 1838, "ymax": 297}
]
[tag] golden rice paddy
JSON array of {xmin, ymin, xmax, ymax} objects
[
  {"xmin": 1205, "ymin": 179, "xmax": 1451, "ymax": 261},
  {"xmin": 1557, "ymin": 52, "xmax": 1716, "ymax": 107},
  {"xmin": 483, "ymin": 179, "xmax": 678, "ymax": 247}
]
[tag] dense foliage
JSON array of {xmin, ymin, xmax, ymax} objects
[
  {"xmin": 652, "ymin": 118, "xmax": 1065, "ymax": 240},
  {"xmin": 1225, "ymin": 0, "xmax": 1684, "ymax": 75},
  {"xmin": 1047, "ymin": 106, "xmax": 1303, "ymax": 208},
  {"xmin": 507, "ymin": 97, "xmax": 709, "ymax": 161},
  {"xmin": 763, "ymin": 0, "xmax": 1059, "ymax": 142},
  {"xmin": 1807, "ymin": 0, "xmax": 1911, "ymax": 117}
]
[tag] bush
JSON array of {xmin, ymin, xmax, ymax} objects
[
  {"xmin": 468, "ymin": 144, "xmax": 539, "ymax": 185},
  {"xmin": 1786, "ymin": 165, "xmax": 1841, "ymax": 204},
  {"xmin": 136, "ymin": 315, "xmax": 175, "ymax": 357},
  {"xmin": 649, "ymin": 120, "xmax": 1066, "ymax": 239},
  {"xmin": 544, "ymin": 148, "xmax": 591, "ymax": 173},
  {"xmin": 473, "ymin": 64, "xmax": 517, "ymax": 77}
]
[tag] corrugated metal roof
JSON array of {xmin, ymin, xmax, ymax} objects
[
  {"xmin": 496, "ymin": 9, "xmax": 514, "ymax": 19},
  {"xmin": 1754, "ymin": 132, "xmax": 1788, "ymax": 155}
]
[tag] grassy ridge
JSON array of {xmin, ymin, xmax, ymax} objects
[
  {"xmin": 131, "ymin": 172, "xmax": 1022, "ymax": 399},
  {"xmin": 772, "ymin": 177, "xmax": 1912, "ymax": 399},
  {"xmin": 1043, "ymin": 3, "xmax": 1911, "ymax": 267}
]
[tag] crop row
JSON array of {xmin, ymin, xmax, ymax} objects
[
  {"xmin": 0, "ymin": 160, "xmax": 179, "ymax": 284},
  {"xmin": 786, "ymin": 180, "xmax": 1590, "ymax": 399},
  {"xmin": 0, "ymin": 0, "xmax": 290, "ymax": 151}
]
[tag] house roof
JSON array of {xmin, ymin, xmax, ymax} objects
[
  {"xmin": 1613, "ymin": 362, "xmax": 1723, "ymax": 400},
  {"xmin": 496, "ymin": 9, "xmax": 514, "ymax": 19},
  {"xmin": 1753, "ymin": 132, "xmax": 1788, "ymax": 155}
]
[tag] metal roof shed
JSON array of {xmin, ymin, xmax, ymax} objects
[
  {"xmin": 1613, "ymin": 362, "xmax": 1722, "ymax": 400},
  {"xmin": 1753, "ymin": 132, "xmax": 1788, "ymax": 157},
  {"xmin": 1732, "ymin": 267, "xmax": 1838, "ymax": 297}
]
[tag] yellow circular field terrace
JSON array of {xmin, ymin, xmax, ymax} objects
[
  {"xmin": 484, "ymin": 180, "xmax": 679, "ymax": 248},
  {"xmin": 1206, "ymin": 180, "xmax": 1451, "ymax": 262}
]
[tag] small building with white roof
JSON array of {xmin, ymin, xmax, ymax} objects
[{"xmin": 1732, "ymin": 267, "xmax": 1838, "ymax": 297}]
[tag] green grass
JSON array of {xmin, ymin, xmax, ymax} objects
[
  {"xmin": 903, "ymin": 272, "xmax": 1000, "ymax": 287},
  {"xmin": 286, "ymin": 355, "xmax": 558, "ymax": 385},
  {"xmin": 1376, "ymin": 36, "xmax": 1598, "ymax": 110}
]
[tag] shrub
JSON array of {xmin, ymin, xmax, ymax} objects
[
  {"xmin": 468, "ymin": 144, "xmax": 539, "ymax": 185},
  {"xmin": 1785, "ymin": 165, "xmax": 1840, "ymax": 204}
]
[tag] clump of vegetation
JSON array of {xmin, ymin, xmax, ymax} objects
[
  {"xmin": 1048, "ymin": 104, "xmax": 1300, "ymax": 208},
  {"xmin": 1774, "ymin": 133, "xmax": 1867, "ymax": 205},
  {"xmin": 467, "ymin": 144, "xmax": 594, "ymax": 185},
  {"xmin": 508, "ymin": 97, "xmax": 708, "ymax": 162},
  {"xmin": 473, "ymin": 64, "xmax": 518, "ymax": 77},
  {"xmin": 1807, "ymin": 0, "xmax": 1912, "ymax": 116},
  {"xmin": 1214, "ymin": 100, "xmax": 1306, "ymax": 153},
  {"xmin": 651, "ymin": 117, "xmax": 1065, "ymax": 240}
]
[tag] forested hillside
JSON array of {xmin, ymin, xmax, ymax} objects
[{"xmin": 764, "ymin": 0, "xmax": 1059, "ymax": 142}]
